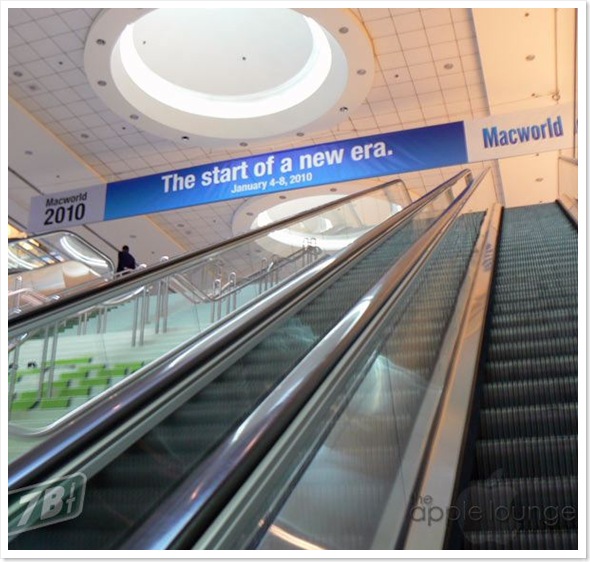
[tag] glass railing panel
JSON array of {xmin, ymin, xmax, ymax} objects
[
  {"xmin": 7, "ymin": 180, "xmax": 411, "ymax": 450},
  {"xmin": 8, "ymin": 231, "xmax": 116, "ymax": 316},
  {"xmin": 202, "ymin": 177, "xmax": 497, "ymax": 550},
  {"xmin": 253, "ymin": 212, "xmax": 485, "ymax": 550}
]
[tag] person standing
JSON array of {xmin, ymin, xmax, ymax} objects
[{"xmin": 116, "ymin": 245, "xmax": 136, "ymax": 273}]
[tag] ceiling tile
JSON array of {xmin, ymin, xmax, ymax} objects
[
  {"xmin": 59, "ymin": 9, "xmax": 93, "ymax": 30},
  {"xmin": 417, "ymin": 91, "xmax": 445, "ymax": 106},
  {"xmin": 52, "ymin": 31, "xmax": 84, "ymax": 51},
  {"xmin": 36, "ymin": 15, "xmax": 70, "ymax": 35},
  {"xmin": 394, "ymin": 95, "xmax": 420, "ymax": 112},
  {"xmin": 398, "ymin": 29, "xmax": 429, "ymax": 50},
  {"xmin": 10, "ymin": 43, "xmax": 41, "ymax": 63},
  {"xmin": 51, "ymin": 87, "xmax": 81, "ymax": 103},
  {"xmin": 366, "ymin": 17, "xmax": 396, "ymax": 39},
  {"xmin": 373, "ymin": 35, "xmax": 402, "ymax": 55},
  {"xmin": 366, "ymin": 85, "xmax": 392, "ymax": 103},
  {"xmin": 430, "ymin": 41, "xmax": 460, "ymax": 61},
  {"xmin": 443, "ymin": 87, "xmax": 470, "ymax": 104},
  {"xmin": 390, "ymin": 81, "xmax": 416, "ymax": 98},
  {"xmin": 378, "ymin": 51, "xmax": 407, "ymax": 70},
  {"xmin": 453, "ymin": 20, "xmax": 476, "ymax": 40},
  {"xmin": 14, "ymin": 21, "xmax": 46, "ymax": 42},
  {"xmin": 8, "ymin": 28, "xmax": 25, "ymax": 47},
  {"xmin": 359, "ymin": 8, "xmax": 392, "ymax": 21},
  {"xmin": 426, "ymin": 24, "xmax": 456, "ymax": 45},
  {"xmin": 393, "ymin": 12, "xmax": 424, "ymax": 33},
  {"xmin": 383, "ymin": 67, "xmax": 412, "ymax": 83},
  {"xmin": 451, "ymin": 8, "xmax": 472, "ymax": 23},
  {"xmin": 8, "ymin": 9, "xmax": 33, "ymax": 25},
  {"xmin": 409, "ymin": 61, "xmax": 437, "ymax": 80},
  {"xmin": 404, "ymin": 47, "xmax": 433, "ymax": 65},
  {"xmin": 22, "ymin": 59, "xmax": 55, "ymax": 78},
  {"xmin": 421, "ymin": 9, "xmax": 452, "ymax": 28},
  {"xmin": 413, "ymin": 76, "xmax": 441, "ymax": 94},
  {"xmin": 438, "ymin": 73, "xmax": 466, "ymax": 90}
]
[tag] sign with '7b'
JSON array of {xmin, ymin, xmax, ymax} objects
[{"xmin": 8, "ymin": 473, "xmax": 87, "ymax": 535}]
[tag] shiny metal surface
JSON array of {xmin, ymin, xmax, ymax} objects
[
  {"xmin": 194, "ymin": 171, "xmax": 490, "ymax": 551},
  {"xmin": 7, "ymin": 175, "xmax": 446, "ymax": 491},
  {"xmin": 9, "ymin": 178, "xmax": 409, "ymax": 337},
  {"xmin": 121, "ymin": 172, "xmax": 476, "ymax": 549},
  {"xmin": 403, "ymin": 204, "xmax": 502, "ymax": 550}
]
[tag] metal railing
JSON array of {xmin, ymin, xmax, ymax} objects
[
  {"xmin": 7, "ymin": 173, "xmax": 461, "ymax": 490},
  {"xmin": 121, "ymin": 170, "xmax": 489, "ymax": 549}
]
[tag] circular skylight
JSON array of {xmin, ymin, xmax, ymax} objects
[{"xmin": 84, "ymin": 8, "xmax": 374, "ymax": 146}]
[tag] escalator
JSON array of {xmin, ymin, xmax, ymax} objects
[
  {"xmin": 187, "ymin": 201, "xmax": 578, "ymax": 551},
  {"xmin": 8, "ymin": 181, "xmax": 578, "ymax": 551},
  {"xmin": 452, "ymin": 203, "xmax": 578, "ymax": 549},
  {"xmin": 8, "ymin": 174, "xmax": 460, "ymax": 550}
]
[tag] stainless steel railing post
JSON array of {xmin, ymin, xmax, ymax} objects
[
  {"xmin": 132, "ymin": 294, "xmax": 140, "ymax": 347},
  {"xmin": 8, "ymin": 345, "xmax": 21, "ymax": 419},
  {"xmin": 36, "ymin": 326, "xmax": 50, "ymax": 402},
  {"xmin": 139, "ymin": 286, "xmax": 149, "ymax": 346},
  {"xmin": 46, "ymin": 321, "xmax": 60, "ymax": 398}
]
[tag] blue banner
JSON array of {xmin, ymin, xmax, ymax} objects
[{"xmin": 103, "ymin": 121, "xmax": 467, "ymax": 220}]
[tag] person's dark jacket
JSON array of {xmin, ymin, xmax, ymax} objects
[{"xmin": 116, "ymin": 249, "xmax": 136, "ymax": 272}]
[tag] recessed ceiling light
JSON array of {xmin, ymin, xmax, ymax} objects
[
  {"xmin": 24, "ymin": 150, "xmax": 33, "ymax": 156},
  {"xmin": 129, "ymin": 234, "xmax": 137, "ymax": 238},
  {"xmin": 279, "ymin": 195, "xmax": 287, "ymax": 199},
  {"xmin": 97, "ymin": 80, "xmax": 107, "ymax": 86},
  {"xmin": 96, "ymin": 38, "xmax": 106, "ymax": 45},
  {"xmin": 526, "ymin": 54, "xmax": 535, "ymax": 61},
  {"xmin": 535, "ymin": 177, "xmax": 544, "ymax": 182},
  {"xmin": 13, "ymin": 70, "xmax": 23, "ymax": 77},
  {"xmin": 239, "ymin": 142, "xmax": 248, "ymax": 147},
  {"xmin": 246, "ymin": 212, "xmax": 254, "ymax": 216},
  {"xmin": 296, "ymin": 132, "xmax": 305, "ymax": 137},
  {"xmin": 177, "ymin": 223, "xmax": 184, "ymax": 227},
  {"xmin": 27, "ymin": 84, "xmax": 39, "ymax": 91},
  {"xmin": 339, "ymin": 26, "xmax": 349, "ymax": 34},
  {"xmin": 81, "ymin": 133, "xmax": 89, "ymax": 139},
  {"xmin": 340, "ymin": 106, "xmax": 348, "ymax": 112},
  {"xmin": 357, "ymin": 69, "xmax": 366, "ymax": 75},
  {"xmin": 330, "ymin": 188, "xmax": 337, "ymax": 192},
  {"xmin": 129, "ymin": 114, "xmax": 139, "ymax": 120},
  {"xmin": 443, "ymin": 63, "xmax": 454, "ymax": 70},
  {"xmin": 181, "ymin": 135, "xmax": 190, "ymax": 141}
]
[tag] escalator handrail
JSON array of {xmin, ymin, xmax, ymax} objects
[
  {"xmin": 8, "ymin": 178, "xmax": 411, "ymax": 337},
  {"xmin": 121, "ymin": 170, "xmax": 490, "ymax": 550},
  {"xmin": 7, "ymin": 229, "xmax": 116, "ymax": 274},
  {"xmin": 8, "ymin": 171, "xmax": 468, "ymax": 491}
]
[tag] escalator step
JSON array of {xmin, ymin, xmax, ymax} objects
[
  {"xmin": 481, "ymin": 377, "xmax": 577, "ymax": 408},
  {"xmin": 486, "ymin": 336, "xmax": 577, "ymax": 362},
  {"xmin": 475, "ymin": 436, "xmax": 577, "ymax": 479},
  {"xmin": 483, "ymin": 355, "xmax": 577, "ymax": 381},
  {"xmin": 480, "ymin": 403, "xmax": 577, "ymax": 439},
  {"xmin": 488, "ymin": 322, "xmax": 577, "ymax": 344},
  {"xmin": 461, "ymin": 476, "xmax": 577, "ymax": 533},
  {"xmin": 462, "ymin": 530, "xmax": 577, "ymax": 550},
  {"xmin": 490, "ymin": 307, "xmax": 576, "ymax": 328}
]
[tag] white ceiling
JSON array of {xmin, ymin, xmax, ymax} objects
[{"xmin": 5, "ymin": 6, "xmax": 578, "ymax": 267}]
